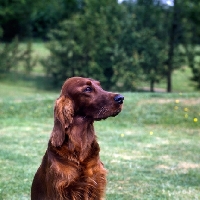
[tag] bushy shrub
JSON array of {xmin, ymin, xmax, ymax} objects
[
  {"xmin": 0, "ymin": 35, "xmax": 36, "ymax": 75},
  {"xmin": 42, "ymin": 0, "xmax": 140, "ymax": 91}
]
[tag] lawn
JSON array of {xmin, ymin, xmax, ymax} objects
[
  {"xmin": 0, "ymin": 79, "xmax": 200, "ymax": 199},
  {"xmin": 0, "ymin": 42, "xmax": 200, "ymax": 199}
]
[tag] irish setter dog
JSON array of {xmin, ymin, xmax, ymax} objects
[{"xmin": 31, "ymin": 77, "xmax": 124, "ymax": 200}]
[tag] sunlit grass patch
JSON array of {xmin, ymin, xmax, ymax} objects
[
  {"xmin": 0, "ymin": 121, "xmax": 51, "ymax": 199},
  {"xmin": 95, "ymin": 112, "xmax": 199, "ymax": 197},
  {"xmin": 97, "ymin": 124, "xmax": 200, "ymax": 199},
  {"xmin": 121, "ymin": 92, "xmax": 200, "ymax": 128},
  {"xmin": 0, "ymin": 82, "xmax": 199, "ymax": 199}
]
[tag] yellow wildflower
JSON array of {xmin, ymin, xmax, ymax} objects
[
  {"xmin": 194, "ymin": 118, "xmax": 198, "ymax": 122},
  {"xmin": 175, "ymin": 99, "xmax": 180, "ymax": 104},
  {"xmin": 174, "ymin": 106, "xmax": 178, "ymax": 110}
]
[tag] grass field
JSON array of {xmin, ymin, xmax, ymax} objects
[
  {"xmin": 0, "ymin": 82, "xmax": 200, "ymax": 199},
  {"xmin": 0, "ymin": 43, "xmax": 200, "ymax": 199}
]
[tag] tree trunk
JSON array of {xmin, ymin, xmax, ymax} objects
[
  {"xmin": 167, "ymin": 0, "xmax": 178, "ymax": 93},
  {"xmin": 167, "ymin": 68, "xmax": 172, "ymax": 92},
  {"xmin": 150, "ymin": 80, "xmax": 154, "ymax": 92}
]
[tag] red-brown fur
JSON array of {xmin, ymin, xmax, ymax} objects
[{"xmin": 31, "ymin": 77, "xmax": 124, "ymax": 200}]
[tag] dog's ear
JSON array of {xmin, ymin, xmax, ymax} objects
[{"xmin": 50, "ymin": 95, "xmax": 74, "ymax": 147}]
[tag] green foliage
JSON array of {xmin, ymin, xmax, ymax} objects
[
  {"xmin": 0, "ymin": 0, "xmax": 81, "ymax": 40},
  {"xmin": 0, "ymin": 26, "xmax": 3, "ymax": 36},
  {"xmin": 23, "ymin": 41, "xmax": 37, "ymax": 74},
  {"xmin": 42, "ymin": 0, "xmax": 139, "ymax": 90},
  {"xmin": 31, "ymin": 0, "xmax": 81, "ymax": 39},
  {"xmin": 179, "ymin": 0, "xmax": 200, "ymax": 89},
  {"xmin": 0, "ymin": 37, "xmax": 23, "ymax": 73},
  {"xmin": 129, "ymin": 0, "xmax": 184, "ymax": 92},
  {"xmin": 1, "ymin": 0, "xmax": 200, "ymax": 91},
  {"xmin": 0, "ymin": 0, "xmax": 36, "ymax": 39},
  {"xmin": 0, "ymin": 38, "xmax": 37, "ymax": 75},
  {"xmin": 136, "ymin": 28, "xmax": 168, "ymax": 91}
]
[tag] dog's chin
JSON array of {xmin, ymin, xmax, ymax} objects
[{"xmin": 94, "ymin": 109, "xmax": 122, "ymax": 121}]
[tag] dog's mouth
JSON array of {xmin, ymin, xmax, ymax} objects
[
  {"xmin": 78, "ymin": 104, "xmax": 123, "ymax": 121},
  {"xmin": 94, "ymin": 107, "xmax": 122, "ymax": 121},
  {"xmin": 111, "ymin": 109, "xmax": 122, "ymax": 117}
]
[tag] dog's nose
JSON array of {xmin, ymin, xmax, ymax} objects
[{"xmin": 114, "ymin": 94, "xmax": 124, "ymax": 104}]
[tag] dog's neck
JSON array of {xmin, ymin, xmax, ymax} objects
[
  {"xmin": 50, "ymin": 116, "xmax": 99, "ymax": 163},
  {"xmin": 72, "ymin": 115, "xmax": 94, "ymax": 125}
]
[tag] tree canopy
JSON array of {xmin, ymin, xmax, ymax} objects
[{"xmin": 1, "ymin": 0, "xmax": 200, "ymax": 91}]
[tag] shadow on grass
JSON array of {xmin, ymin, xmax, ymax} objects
[{"xmin": 0, "ymin": 71, "xmax": 59, "ymax": 91}]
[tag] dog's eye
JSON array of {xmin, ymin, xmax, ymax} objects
[{"xmin": 84, "ymin": 87, "xmax": 92, "ymax": 92}]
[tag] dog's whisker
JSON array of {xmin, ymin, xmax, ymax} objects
[{"xmin": 97, "ymin": 106, "xmax": 105, "ymax": 117}]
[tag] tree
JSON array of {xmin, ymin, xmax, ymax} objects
[
  {"xmin": 42, "ymin": 0, "xmax": 140, "ymax": 90},
  {"xmin": 181, "ymin": 0, "xmax": 200, "ymax": 89},
  {"xmin": 166, "ymin": 0, "xmax": 178, "ymax": 92},
  {"xmin": 0, "ymin": 36, "xmax": 35, "ymax": 74},
  {"xmin": 0, "ymin": 0, "xmax": 81, "ymax": 40},
  {"xmin": 137, "ymin": 29, "xmax": 167, "ymax": 92},
  {"xmin": 0, "ymin": 0, "xmax": 38, "ymax": 40},
  {"xmin": 123, "ymin": 0, "xmax": 169, "ymax": 92}
]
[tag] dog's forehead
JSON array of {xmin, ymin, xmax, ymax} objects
[
  {"xmin": 68, "ymin": 77, "xmax": 99, "ymax": 86},
  {"xmin": 87, "ymin": 78, "xmax": 101, "ymax": 86},
  {"xmin": 61, "ymin": 77, "xmax": 100, "ymax": 94}
]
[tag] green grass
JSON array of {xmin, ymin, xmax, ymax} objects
[
  {"xmin": 0, "ymin": 42, "xmax": 200, "ymax": 199},
  {"xmin": 138, "ymin": 67, "xmax": 197, "ymax": 92},
  {"xmin": 0, "ymin": 80, "xmax": 200, "ymax": 199}
]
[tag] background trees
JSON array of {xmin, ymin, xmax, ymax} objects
[
  {"xmin": 0, "ymin": 0, "xmax": 81, "ymax": 40},
  {"xmin": 126, "ymin": 0, "xmax": 169, "ymax": 92},
  {"xmin": 42, "ymin": 0, "xmax": 140, "ymax": 90},
  {"xmin": 1, "ymin": 0, "xmax": 200, "ymax": 92},
  {"xmin": 180, "ymin": 0, "xmax": 200, "ymax": 89}
]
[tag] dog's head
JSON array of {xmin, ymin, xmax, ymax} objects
[{"xmin": 50, "ymin": 77, "xmax": 124, "ymax": 147}]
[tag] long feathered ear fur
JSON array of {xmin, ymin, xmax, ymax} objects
[{"xmin": 50, "ymin": 95, "xmax": 74, "ymax": 147}]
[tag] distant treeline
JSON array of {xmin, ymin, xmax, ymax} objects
[{"xmin": 0, "ymin": 0, "xmax": 200, "ymax": 91}]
